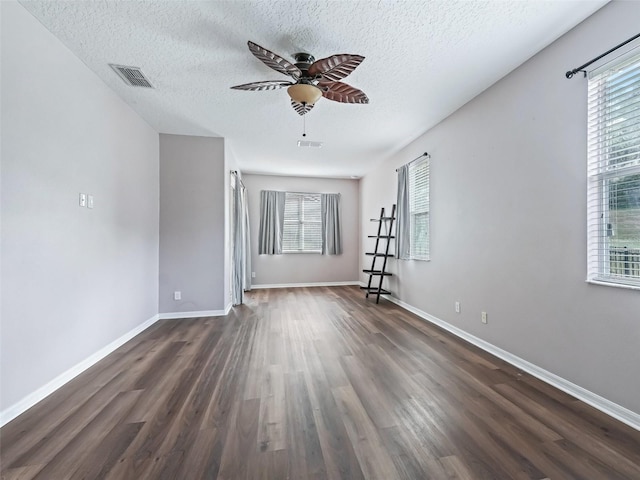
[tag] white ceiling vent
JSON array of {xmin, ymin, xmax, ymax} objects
[
  {"xmin": 109, "ymin": 64, "xmax": 154, "ymax": 88},
  {"xmin": 297, "ymin": 140, "xmax": 323, "ymax": 148}
]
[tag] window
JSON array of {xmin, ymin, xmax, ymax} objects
[
  {"xmin": 283, "ymin": 192, "xmax": 322, "ymax": 253},
  {"xmin": 409, "ymin": 158, "xmax": 430, "ymax": 260},
  {"xmin": 587, "ymin": 52, "xmax": 640, "ymax": 288}
]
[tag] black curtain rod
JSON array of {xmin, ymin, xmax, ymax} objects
[
  {"xmin": 566, "ymin": 32, "xmax": 640, "ymax": 79},
  {"xmin": 396, "ymin": 152, "xmax": 430, "ymax": 172}
]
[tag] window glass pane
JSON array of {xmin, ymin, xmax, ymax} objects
[
  {"xmin": 410, "ymin": 212, "xmax": 429, "ymax": 258},
  {"xmin": 588, "ymin": 53, "xmax": 640, "ymax": 286},
  {"xmin": 283, "ymin": 194, "xmax": 301, "ymax": 251},
  {"xmin": 408, "ymin": 158, "xmax": 430, "ymax": 260},
  {"xmin": 607, "ymin": 174, "xmax": 640, "ymax": 279},
  {"xmin": 282, "ymin": 192, "xmax": 322, "ymax": 253}
]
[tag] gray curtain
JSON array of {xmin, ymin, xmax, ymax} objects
[
  {"xmin": 321, "ymin": 193, "xmax": 342, "ymax": 255},
  {"xmin": 242, "ymin": 187, "xmax": 252, "ymax": 292},
  {"xmin": 232, "ymin": 173, "xmax": 251, "ymax": 305},
  {"xmin": 258, "ymin": 190, "xmax": 285, "ymax": 255},
  {"xmin": 396, "ymin": 164, "xmax": 411, "ymax": 259}
]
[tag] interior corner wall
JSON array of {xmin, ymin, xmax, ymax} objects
[
  {"xmin": 360, "ymin": 0, "xmax": 640, "ymax": 415},
  {"xmin": 159, "ymin": 134, "xmax": 226, "ymax": 313},
  {"xmin": 1, "ymin": 2, "xmax": 159, "ymax": 411},
  {"xmin": 243, "ymin": 174, "xmax": 360, "ymax": 286}
]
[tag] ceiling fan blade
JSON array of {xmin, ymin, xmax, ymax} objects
[
  {"xmin": 230, "ymin": 80, "xmax": 293, "ymax": 91},
  {"xmin": 308, "ymin": 54, "xmax": 365, "ymax": 82},
  {"xmin": 291, "ymin": 100, "xmax": 315, "ymax": 116},
  {"xmin": 248, "ymin": 41, "xmax": 301, "ymax": 79},
  {"xmin": 320, "ymin": 82, "xmax": 369, "ymax": 104}
]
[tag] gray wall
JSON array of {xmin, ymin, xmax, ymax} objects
[
  {"xmin": 244, "ymin": 174, "xmax": 360, "ymax": 286},
  {"xmin": 360, "ymin": 0, "xmax": 640, "ymax": 415},
  {"xmin": 159, "ymin": 134, "xmax": 227, "ymax": 313},
  {"xmin": 1, "ymin": 2, "xmax": 159, "ymax": 410}
]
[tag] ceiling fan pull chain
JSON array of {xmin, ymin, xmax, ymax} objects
[{"xmin": 303, "ymin": 104, "xmax": 307, "ymax": 137}]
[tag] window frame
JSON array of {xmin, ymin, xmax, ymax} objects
[
  {"xmin": 587, "ymin": 51, "xmax": 640, "ymax": 289},
  {"xmin": 282, "ymin": 192, "xmax": 322, "ymax": 254}
]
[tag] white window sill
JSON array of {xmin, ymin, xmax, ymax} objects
[{"xmin": 586, "ymin": 279, "xmax": 640, "ymax": 291}]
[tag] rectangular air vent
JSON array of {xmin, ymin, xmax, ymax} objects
[
  {"xmin": 109, "ymin": 64, "xmax": 154, "ymax": 88},
  {"xmin": 297, "ymin": 140, "xmax": 323, "ymax": 148}
]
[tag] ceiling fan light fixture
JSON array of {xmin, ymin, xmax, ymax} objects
[{"xmin": 287, "ymin": 84, "xmax": 322, "ymax": 105}]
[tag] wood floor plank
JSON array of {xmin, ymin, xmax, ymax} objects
[
  {"xmin": 494, "ymin": 381, "xmax": 640, "ymax": 478},
  {"xmin": 257, "ymin": 364, "xmax": 286, "ymax": 452},
  {"xmin": 5, "ymin": 373, "xmax": 131, "ymax": 470},
  {"xmin": 31, "ymin": 389, "xmax": 143, "ymax": 480},
  {"xmin": 285, "ymin": 371, "xmax": 327, "ymax": 480},
  {"xmin": 332, "ymin": 385, "xmax": 400, "ymax": 480},
  {"xmin": 378, "ymin": 425, "xmax": 449, "ymax": 479},
  {"xmin": 0, "ymin": 336, "xmax": 157, "ymax": 464},
  {"xmin": 439, "ymin": 455, "xmax": 475, "ymax": 480},
  {"xmin": 0, "ymin": 465, "xmax": 46, "ymax": 480},
  {"xmin": 300, "ymin": 337, "xmax": 365, "ymax": 480},
  {"xmin": 1, "ymin": 286, "xmax": 639, "ymax": 479},
  {"xmin": 69, "ymin": 421, "xmax": 144, "ymax": 480},
  {"xmin": 339, "ymin": 354, "xmax": 399, "ymax": 429},
  {"xmin": 216, "ymin": 398, "xmax": 261, "ymax": 480}
]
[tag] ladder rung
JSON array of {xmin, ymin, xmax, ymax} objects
[
  {"xmin": 370, "ymin": 217, "xmax": 395, "ymax": 221},
  {"xmin": 365, "ymin": 253, "xmax": 393, "ymax": 257},
  {"xmin": 368, "ymin": 235, "xmax": 395, "ymax": 238},
  {"xmin": 359, "ymin": 287, "xmax": 391, "ymax": 295},
  {"xmin": 363, "ymin": 269, "xmax": 392, "ymax": 276}
]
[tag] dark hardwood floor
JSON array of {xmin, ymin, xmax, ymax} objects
[{"xmin": 2, "ymin": 286, "xmax": 639, "ymax": 479}]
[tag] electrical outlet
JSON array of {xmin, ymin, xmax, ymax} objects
[
  {"xmin": 481, "ymin": 311, "xmax": 488, "ymax": 324},
  {"xmin": 455, "ymin": 301, "xmax": 460, "ymax": 313},
  {"xmin": 251, "ymin": 272, "xmax": 256, "ymax": 278},
  {"xmin": 87, "ymin": 195, "xmax": 94, "ymax": 209},
  {"xmin": 174, "ymin": 291, "xmax": 181, "ymax": 301}
]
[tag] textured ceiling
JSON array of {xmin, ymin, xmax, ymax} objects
[{"xmin": 19, "ymin": 0, "xmax": 607, "ymax": 178}]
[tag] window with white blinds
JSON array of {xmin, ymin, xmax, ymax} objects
[
  {"xmin": 409, "ymin": 157, "xmax": 430, "ymax": 260},
  {"xmin": 283, "ymin": 192, "xmax": 322, "ymax": 253},
  {"xmin": 587, "ymin": 51, "xmax": 640, "ymax": 288}
]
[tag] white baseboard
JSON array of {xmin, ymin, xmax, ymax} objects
[
  {"xmin": 0, "ymin": 313, "xmax": 160, "ymax": 427},
  {"xmin": 251, "ymin": 281, "xmax": 360, "ymax": 289},
  {"xmin": 158, "ymin": 305, "xmax": 231, "ymax": 320},
  {"xmin": 385, "ymin": 295, "xmax": 640, "ymax": 431}
]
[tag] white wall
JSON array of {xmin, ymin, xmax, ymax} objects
[
  {"xmin": 158, "ymin": 134, "xmax": 227, "ymax": 313},
  {"xmin": 360, "ymin": 0, "xmax": 640, "ymax": 416},
  {"xmin": 244, "ymin": 174, "xmax": 360, "ymax": 286},
  {"xmin": 1, "ymin": 2, "xmax": 159, "ymax": 411}
]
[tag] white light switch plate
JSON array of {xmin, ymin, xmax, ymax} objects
[
  {"xmin": 79, "ymin": 193, "xmax": 87, "ymax": 207},
  {"xmin": 87, "ymin": 195, "xmax": 94, "ymax": 209}
]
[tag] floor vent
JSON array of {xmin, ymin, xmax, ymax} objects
[{"xmin": 109, "ymin": 64, "xmax": 154, "ymax": 88}]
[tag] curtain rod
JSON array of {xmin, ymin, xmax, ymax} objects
[
  {"xmin": 230, "ymin": 170, "xmax": 245, "ymax": 189},
  {"xmin": 396, "ymin": 152, "xmax": 430, "ymax": 172},
  {"xmin": 565, "ymin": 32, "xmax": 640, "ymax": 79}
]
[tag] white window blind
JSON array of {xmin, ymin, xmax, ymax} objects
[
  {"xmin": 409, "ymin": 158, "xmax": 430, "ymax": 260},
  {"xmin": 283, "ymin": 192, "xmax": 322, "ymax": 253},
  {"xmin": 587, "ymin": 51, "xmax": 640, "ymax": 287}
]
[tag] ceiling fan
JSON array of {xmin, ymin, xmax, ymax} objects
[{"xmin": 231, "ymin": 41, "xmax": 369, "ymax": 116}]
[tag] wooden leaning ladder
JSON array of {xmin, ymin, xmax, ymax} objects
[{"xmin": 361, "ymin": 204, "xmax": 396, "ymax": 303}]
